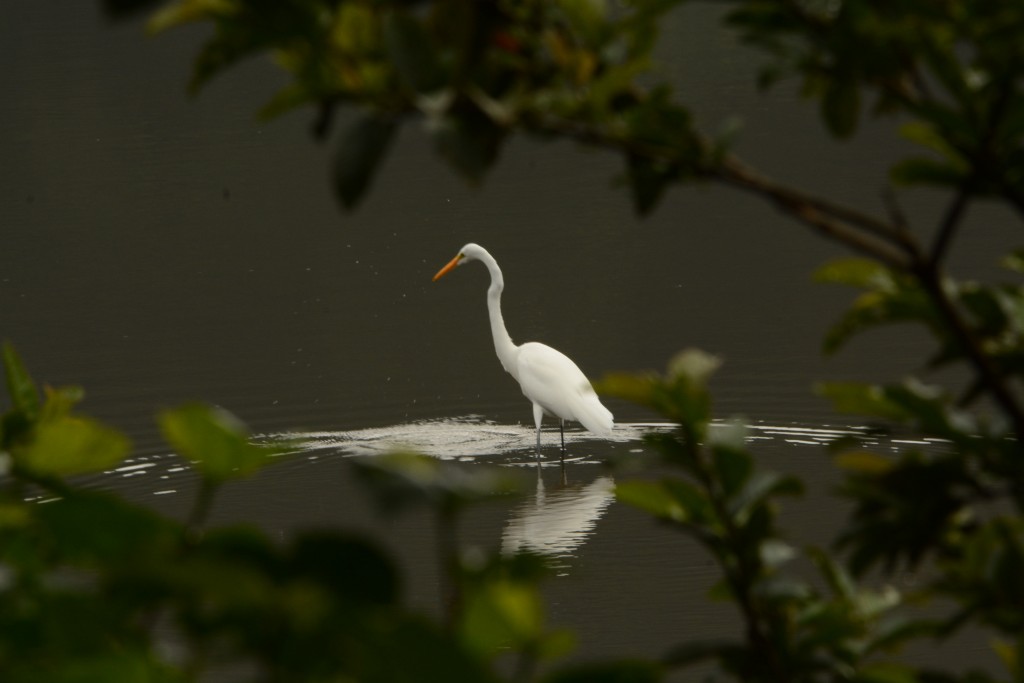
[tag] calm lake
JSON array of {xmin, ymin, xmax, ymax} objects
[{"xmin": 4, "ymin": 1, "xmax": 1016, "ymax": 675}]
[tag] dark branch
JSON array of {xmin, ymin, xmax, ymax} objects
[{"xmin": 929, "ymin": 186, "xmax": 971, "ymax": 268}]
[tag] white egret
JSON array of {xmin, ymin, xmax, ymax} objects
[{"xmin": 432, "ymin": 243, "xmax": 613, "ymax": 457}]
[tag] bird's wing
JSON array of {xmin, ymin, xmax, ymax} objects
[{"xmin": 516, "ymin": 343, "xmax": 613, "ymax": 434}]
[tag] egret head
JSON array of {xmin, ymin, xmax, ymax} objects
[{"xmin": 433, "ymin": 243, "xmax": 486, "ymax": 281}]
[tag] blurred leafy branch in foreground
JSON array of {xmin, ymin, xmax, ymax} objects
[{"xmin": 5, "ymin": 0, "xmax": 1021, "ymax": 680}]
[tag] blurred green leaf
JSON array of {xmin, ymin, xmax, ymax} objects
[
  {"xmin": 663, "ymin": 638, "xmax": 745, "ymax": 669},
  {"xmin": 353, "ymin": 452, "xmax": 525, "ymax": 514},
  {"xmin": 461, "ymin": 579, "xmax": 544, "ymax": 656},
  {"xmin": 555, "ymin": 0, "xmax": 608, "ymax": 46},
  {"xmin": 11, "ymin": 650, "xmax": 183, "ymax": 683},
  {"xmin": 711, "ymin": 435, "xmax": 753, "ymax": 498},
  {"xmin": 434, "ymin": 104, "xmax": 506, "ymax": 183},
  {"xmin": 1002, "ymin": 249, "xmax": 1024, "ymax": 275},
  {"xmin": 33, "ymin": 489, "xmax": 178, "ymax": 565},
  {"xmin": 384, "ymin": 10, "xmax": 444, "ymax": 93},
  {"xmin": 333, "ymin": 114, "xmax": 398, "ymax": 210},
  {"xmin": 891, "ymin": 157, "xmax": 967, "ymax": 187},
  {"xmin": 814, "ymin": 258, "xmax": 892, "ymax": 289},
  {"xmin": 3, "ymin": 342, "xmax": 40, "ymax": 421},
  {"xmin": 289, "ymin": 531, "xmax": 399, "ymax": 606},
  {"xmin": 625, "ymin": 152, "xmax": 675, "ymax": 216},
  {"xmin": 835, "ymin": 451, "xmax": 893, "ymax": 475},
  {"xmin": 596, "ymin": 372, "xmax": 659, "ymax": 409},
  {"xmin": 159, "ymin": 403, "xmax": 277, "ymax": 482},
  {"xmin": 728, "ymin": 471, "xmax": 803, "ymax": 525},
  {"xmin": 817, "ymin": 382, "xmax": 908, "ymax": 422},
  {"xmin": 148, "ymin": 0, "xmax": 233, "ymax": 35},
  {"xmin": 616, "ymin": 478, "xmax": 710, "ymax": 525},
  {"xmin": 852, "ymin": 662, "xmax": 922, "ymax": 683},
  {"xmin": 822, "ymin": 78, "xmax": 860, "ymax": 138},
  {"xmin": 16, "ymin": 415, "xmax": 130, "ymax": 478},
  {"xmin": 39, "ymin": 386, "xmax": 85, "ymax": 421},
  {"xmin": 542, "ymin": 659, "xmax": 664, "ymax": 683}
]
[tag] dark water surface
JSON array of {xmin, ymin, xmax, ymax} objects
[{"xmin": 4, "ymin": 1, "xmax": 1015, "ymax": 674}]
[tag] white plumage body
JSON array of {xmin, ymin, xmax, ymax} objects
[
  {"xmin": 433, "ymin": 243, "xmax": 614, "ymax": 453},
  {"xmin": 514, "ymin": 342, "xmax": 614, "ymax": 436}
]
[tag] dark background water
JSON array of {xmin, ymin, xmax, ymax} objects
[{"xmin": 3, "ymin": 1, "xmax": 1016, "ymax": 674}]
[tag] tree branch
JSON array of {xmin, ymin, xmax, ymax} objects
[
  {"xmin": 929, "ymin": 186, "xmax": 971, "ymax": 268},
  {"xmin": 914, "ymin": 261, "xmax": 1024, "ymax": 440},
  {"xmin": 713, "ymin": 156, "xmax": 914, "ymax": 270}
]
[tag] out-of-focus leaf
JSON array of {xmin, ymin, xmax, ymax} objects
[
  {"xmin": 148, "ymin": 0, "xmax": 233, "ymax": 35},
  {"xmin": 752, "ymin": 575, "xmax": 811, "ymax": 602},
  {"xmin": 890, "ymin": 157, "xmax": 967, "ymax": 187},
  {"xmin": 760, "ymin": 539, "xmax": 797, "ymax": 568},
  {"xmin": 616, "ymin": 478, "xmax": 710, "ymax": 525},
  {"xmin": 728, "ymin": 471, "xmax": 803, "ymax": 524},
  {"xmin": 835, "ymin": 451, "xmax": 893, "ymax": 475},
  {"xmin": 39, "ymin": 386, "xmax": 85, "ymax": 421},
  {"xmin": 434, "ymin": 105, "xmax": 505, "ymax": 183},
  {"xmin": 257, "ymin": 83, "xmax": 314, "ymax": 122},
  {"xmin": 352, "ymin": 452, "xmax": 525, "ymax": 515},
  {"xmin": 711, "ymin": 438, "xmax": 752, "ymax": 498},
  {"xmin": 383, "ymin": 10, "xmax": 444, "ymax": 93},
  {"xmin": 849, "ymin": 662, "xmax": 919, "ymax": 683},
  {"xmin": 159, "ymin": 403, "xmax": 277, "ymax": 481},
  {"xmin": 814, "ymin": 259, "xmax": 943, "ymax": 354},
  {"xmin": 16, "ymin": 416, "xmax": 131, "ymax": 478},
  {"xmin": 663, "ymin": 639, "xmax": 745, "ymax": 668},
  {"xmin": 289, "ymin": 532, "xmax": 399, "ymax": 606},
  {"xmin": 333, "ymin": 114, "xmax": 398, "ymax": 210},
  {"xmin": 1002, "ymin": 249, "xmax": 1024, "ymax": 275},
  {"xmin": 461, "ymin": 579, "xmax": 543, "ymax": 656},
  {"xmin": 817, "ymin": 382, "xmax": 908, "ymax": 422},
  {"xmin": 358, "ymin": 617, "xmax": 503, "ymax": 683},
  {"xmin": 555, "ymin": 0, "xmax": 608, "ymax": 47},
  {"xmin": 667, "ymin": 348, "xmax": 721, "ymax": 387},
  {"xmin": 34, "ymin": 489, "xmax": 178, "ymax": 565},
  {"xmin": 596, "ymin": 372, "xmax": 658, "ymax": 409},
  {"xmin": 11, "ymin": 650, "xmax": 184, "ymax": 683},
  {"xmin": 541, "ymin": 659, "xmax": 664, "ymax": 683},
  {"xmin": 992, "ymin": 638, "xmax": 1019, "ymax": 679},
  {"xmin": 814, "ymin": 258, "xmax": 892, "ymax": 289},
  {"xmin": 822, "ymin": 78, "xmax": 860, "ymax": 138},
  {"xmin": 864, "ymin": 615, "xmax": 940, "ymax": 654},
  {"xmin": 3, "ymin": 343, "xmax": 40, "ymax": 420},
  {"xmin": 625, "ymin": 152, "xmax": 675, "ymax": 216}
]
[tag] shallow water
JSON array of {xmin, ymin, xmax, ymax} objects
[{"xmin": 65, "ymin": 417, "xmax": 986, "ymax": 671}]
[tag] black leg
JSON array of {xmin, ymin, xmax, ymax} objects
[{"xmin": 559, "ymin": 420, "xmax": 566, "ymax": 461}]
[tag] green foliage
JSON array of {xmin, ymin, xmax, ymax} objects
[
  {"xmin": 0, "ymin": 346, "xmax": 519, "ymax": 683},
  {"xmin": 111, "ymin": 0, "xmax": 1024, "ymax": 220},
  {"xmin": 818, "ymin": 257, "xmax": 1024, "ymax": 408},
  {"xmin": 159, "ymin": 403, "xmax": 282, "ymax": 482},
  {"xmin": 333, "ymin": 113, "xmax": 398, "ymax": 209},
  {"xmin": 599, "ymin": 353, "xmax": 925, "ymax": 683}
]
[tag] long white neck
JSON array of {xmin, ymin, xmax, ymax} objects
[{"xmin": 478, "ymin": 250, "xmax": 519, "ymax": 376}]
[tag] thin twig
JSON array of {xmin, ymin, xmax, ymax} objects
[
  {"xmin": 929, "ymin": 186, "xmax": 971, "ymax": 268},
  {"xmin": 185, "ymin": 478, "xmax": 218, "ymax": 539}
]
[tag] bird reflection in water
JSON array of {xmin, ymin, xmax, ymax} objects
[{"xmin": 501, "ymin": 462, "xmax": 615, "ymax": 572}]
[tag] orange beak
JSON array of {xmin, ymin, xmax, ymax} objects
[{"xmin": 432, "ymin": 253, "xmax": 463, "ymax": 282}]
